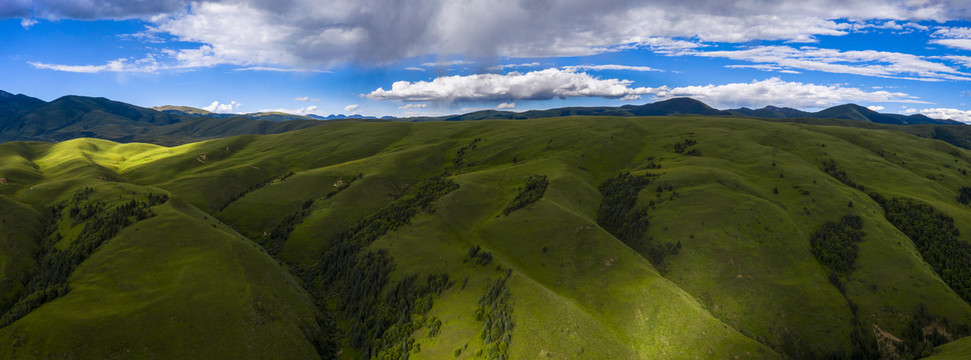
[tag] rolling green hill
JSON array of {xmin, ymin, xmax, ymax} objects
[{"xmin": 2, "ymin": 116, "xmax": 971, "ymax": 359}]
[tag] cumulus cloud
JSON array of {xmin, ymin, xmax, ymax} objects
[
  {"xmin": 344, "ymin": 104, "xmax": 360, "ymax": 112},
  {"xmin": 497, "ymin": 102, "xmax": 515, "ymax": 109},
  {"xmin": 399, "ymin": 103, "xmax": 428, "ymax": 109},
  {"xmin": 203, "ymin": 100, "xmax": 241, "ymax": 113},
  {"xmin": 367, "ymin": 69, "xmax": 923, "ymax": 110},
  {"xmin": 867, "ymin": 105, "xmax": 885, "ymax": 111},
  {"xmin": 8, "ymin": 0, "xmax": 970, "ymax": 69},
  {"xmin": 685, "ymin": 45, "xmax": 971, "ymax": 81},
  {"xmin": 20, "ymin": 18, "xmax": 37, "ymax": 28},
  {"xmin": 914, "ymin": 108, "xmax": 971, "ymax": 123},
  {"xmin": 932, "ymin": 39, "xmax": 971, "ymax": 50},
  {"xmin": 648, "ymin": 77, "xmax": 924, "ymax": 109},
  {"xmin": 366, "ymin": 68, "xmax": 656, "ymax": 102},
  {"xmin": 929, "ymin": 25, "xmax": 971, "ymax": 51},
  {"xmin": 933, "ymin": 26, "xmax": 971, "ymax": 38}
]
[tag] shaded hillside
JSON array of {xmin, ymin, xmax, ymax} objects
[
  {"xmin": 2, "ymin": 116, "xmax": 971, "ymax": 358},
  {"xmin": 625, "ymin": 97, "xmax": 732, "ymax": 116},
  {"xmin": 0, "ymin": 92, "xmax": 326, "ymax": 145},
  {"xmin": 805, "ymin": 104, "xmax": 948, "ymax": 125}
]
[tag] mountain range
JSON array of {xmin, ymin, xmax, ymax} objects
[
  {"xmin": 151, "ymin": 105, "xmax": 391, "ymax": 122},
  {"xmin": 0, "ymin": 91, "xmax": 324, "ymax": 145},
  {"xmin": 412, "ymin": 97, "xmax": 962, "ymax": 126},
  {"xmin": 0, "ymin": 90, "xmax": 964, "ymax": 148}
]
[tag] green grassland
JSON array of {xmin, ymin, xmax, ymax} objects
[
  {"xmin": 1, "ymin": 116, "xmax": 971, "ymax": 358},
  {"xmin": 929, "ymin": 335, "xmax": 971, "ymax": 359}
]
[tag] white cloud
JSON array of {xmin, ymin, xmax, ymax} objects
[
  {"xmin": 649, "ymin": 77, "xmax": 926, "ymax": 109},
  {"xmin": 686, "ymin": 45, "xmax": 971, "ymax": 81},
  {"xmin": 422, "ymin": 60, "xmax": 472, "ymax": 67},
  {"xmin": 203, "ymin": 100, "xmax": 241, "ymax": 113},
  {"xmin": 497, "ymin": 102, "xmax": 515, "ymax": 109},
  {"xmin": 234, "ymin": 66, "xmax": 330, "ymax": 73},
  {"xmin": 725, "ymin": 64, "xmax": 802, "ymax": 74},
  {"xmin": 344, "ymin": 104, "xmax": 360, "ymax": 112},
  {"xmin": 28, "ymin": 55, "xmax": 163, "ymax": 73},
  {"xmin": 256, "ymin": 105, "xmax": 320, "ymax": 116},
  {"xmin": 563, "ymin": 64, "xmax": 662, "ymax": 72},
  {"xmin": 486, "ymin": 62, "xmax": 541, "ymax": 71},
  {"xmin": 929, "ymin": 26, "xmax": 971, "ymax": 51},
  {"xmin": 846, "ymin": 20, "xmax": 930, "ymax": 32},
  {"xmin": 867, "ymin": 105, "xmax": 885, "ymax": 111},
  {"xmin": 726, "ymin": 64, "xmax": 783, "ymax": 71},
  {"xmin": 932, "ymin": 26, "xmax": 971, "ymax": 38},
  {"xmin": 20, "ymin": 18, "xmax": 37, "ymax": 28},
  {"xmin": 294, "ymin": 97, "xmax": 320, "ymax": 102},
  {"xmin": 931, "ymin": 39, "xmax": 971, "ymax": 50},
  {"xmin": 15, "ymin": 1, "xmax": 969, "ymax": 69},
  {"xmin": 367, "ymin": 69, "xmax": 924, "ymax": 110},
  {"xmin": 405, "ymin": 67, "xmax": 426, "ymax": 71},
  {"xmin": 399, "ymin": 103, "xmax": 428, "ymax": 109},
  {"xmin": 914, "ymin": 108, "xmax": 971, "ymax": 123},
  {"xmin": 366, "ymin": 68, "xmax": 656, "ymax": 102},
  {"xmin": 940, "ymin": 55, "xmax": 971, "ymax": 68}
]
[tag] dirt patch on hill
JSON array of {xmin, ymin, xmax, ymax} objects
[
  {"xmin": 197, "ymin": 154, "xmax": 207, "ymax": 164},
  {"xmin": 0, "ymin": 178, "xmax": 7, "ymax": 185},
  {"xmin": 873, "ymin": 324, "xmax": 902, "ymax": 358}
]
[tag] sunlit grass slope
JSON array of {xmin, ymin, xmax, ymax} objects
[
  {"xmin": 1, "ymin": 116, "xmax": 971, "ymax": 358},
  {"xmin": 929, "ymin": 335, "xmax": 971, "ymax": 359}
]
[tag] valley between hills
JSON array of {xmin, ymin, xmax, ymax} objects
[{"xmin": 3, "ymin": 112, "xmax": 971, "ymax": 359}]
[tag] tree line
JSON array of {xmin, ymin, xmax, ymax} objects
[
  {"xmin": 292, "ymin": 174, "xmax": 460, "ymax": 359},
  {"xmin": 213, "ymin": 171, "xmax": 295, "ymax": 212},
  {"xmin": 475, "ymin": 271, "xmax": 514, "ymax": 360},
  {"xmin": 809, "ymin": 215, "xmax": 865, "ymax": 276},
  {"xmin": 262, "ymin": 174, "xmax": 362, "ymax": 255},
  {"xmin": 502, "ymin": 174, "xmax": 548, "ymax": 216},
  {"xmin": 870, "ymin": 193, "xmax": 971, "ymax": 304},
  {"xmin": 597, "ymin": 172, "xmax": 679, "ymax": 267},
  {"xmin": 0, "ymin": 188, "xmax": 168, "ymax": 327}
]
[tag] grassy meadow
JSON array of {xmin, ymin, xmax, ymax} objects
[{"xmin": 1, "ymin": 116, "xmax": 971, "ymax": 358}]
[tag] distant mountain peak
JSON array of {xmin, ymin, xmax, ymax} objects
[
  {"xmin": 152, "ymin": 105, "xmax": 212, "ymax": 115},
  {"xmin": 760, "ymin": 105, "xmax": 801, "ymax": 113},
  {"xmin": 626, "ymin": 97, "xmax": 730, "ymax": 116}
]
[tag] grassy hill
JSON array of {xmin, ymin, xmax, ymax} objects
[{"xmin": 1, "ymin": 116, "xmax": 971, "ymax": 358}]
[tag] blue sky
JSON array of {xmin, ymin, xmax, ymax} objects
[{"xmin": 2, "ymin": 1, "xmax": 971, "ymax": 121}]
